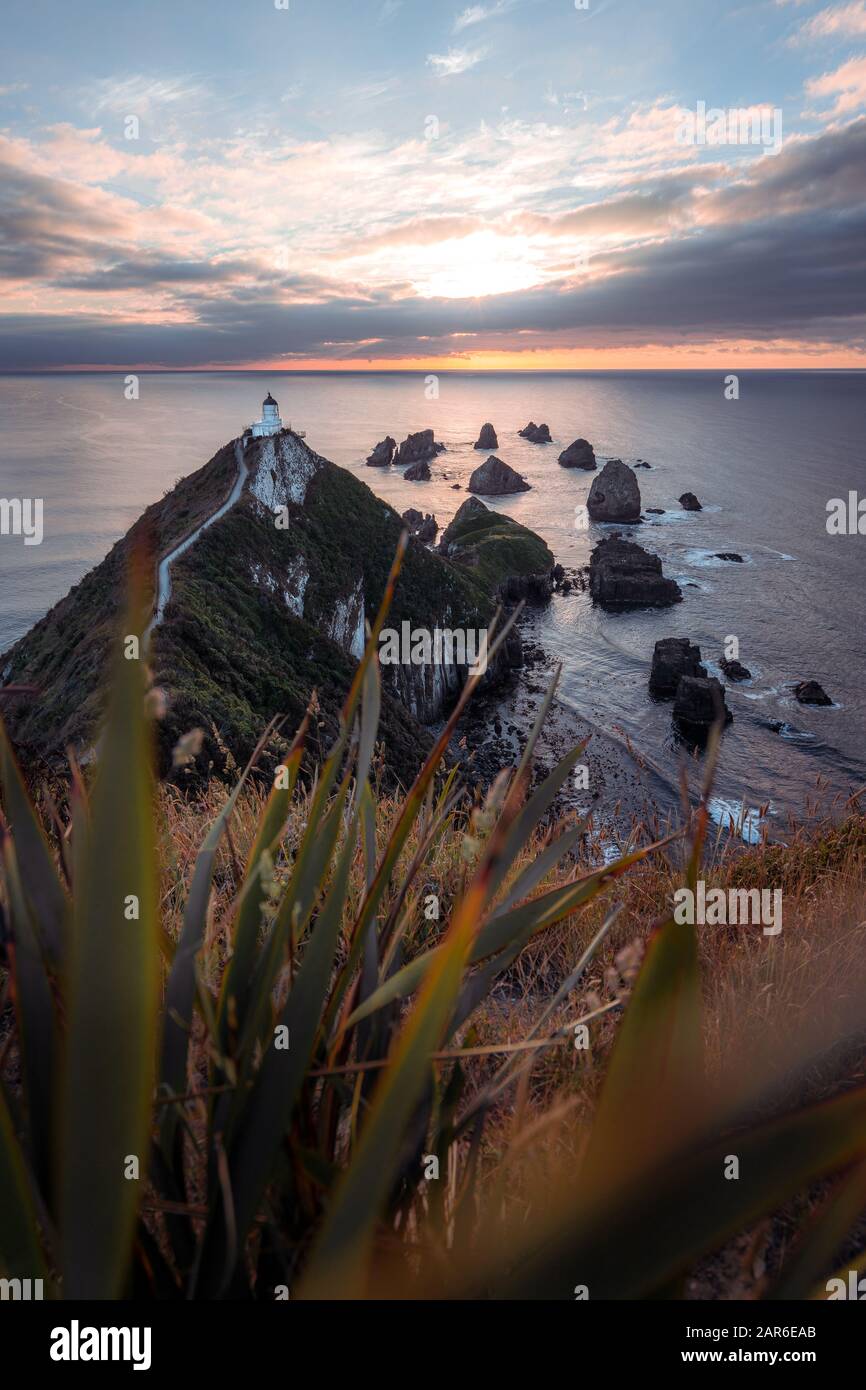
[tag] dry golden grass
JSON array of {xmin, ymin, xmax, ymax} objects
[{"xmin": 157, "ymin": 776, "xmax": 866, "ymax": 1171}]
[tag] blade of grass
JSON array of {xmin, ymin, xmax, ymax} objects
[
  {"xmin": 0, "ymin": 718, "xmax": 67, "ymax": 964},
  {"xmin": 59, "ymin": 562, "xmax": 159, "ymax": 1299}
]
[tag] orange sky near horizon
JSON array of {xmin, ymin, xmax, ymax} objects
[{"xmin": 54, "ymin": 344, "xmax": 866, "ymax": 373}]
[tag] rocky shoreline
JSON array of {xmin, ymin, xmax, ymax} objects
[{"xmin": 446, "ymin": 624, "xmax": 669, "ymax": 838}]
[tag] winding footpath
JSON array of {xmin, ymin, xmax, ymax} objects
[{"xmin": 143, "ymin": 438, "xmax": 248, "ymax": 651}]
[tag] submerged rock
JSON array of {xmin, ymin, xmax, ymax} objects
[
  {"xmin": 366, "ymin": 436, "xmax": 396, "ymax": 467},
  {"xmin": 673, "ymin": 676, "xmax": 732, "ymax": 734},
  {"xmin": 649, "ymin": 638, "xmax": 706, "ymax": 697},
  {"xmin": 558, "ymin": 438, "xmax": 597, "ymax": 469},
  {"xmin": 587, "ymin": 459, "xmax": 642, "ymax": 523},
  {"xmin": 715, "ymin": 552, "xmax": 744, "ymax": 563},
  {"xmin": 589, "ymin": 535, "xmax": 682, "ymax": 608},
  {"xmin": 474, "ymin": 422, "xmax": 498, "ymax": 450},
  {"xmin": 518, "ymin": 422, "xmax": 552, "ymax": 443},
  {"xmin": 794, "ymin": 680, "xmax": 833, "ymax": 706},
  {"xmin": 679, "ymin": 491, "xmax": 702, "ymax": 511},
  {"xmin": 720, "ymin": 657, "xmax": 752, "ymax": 681},
  {"xmin": 396, "ymin": 429, "xmax": 445, "ymax": 465},
  {"xmin": 468, "ymin": 455, "xmax": 531, "ymax": 495}
]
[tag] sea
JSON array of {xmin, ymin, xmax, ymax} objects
[{"xmin": 1, "ymin": 370, "xmax": 864, "ymax": 836}]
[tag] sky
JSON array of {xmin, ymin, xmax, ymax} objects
[{"xmin": 1, "ymin": 0, "xmax": 866, "ymax": 370}]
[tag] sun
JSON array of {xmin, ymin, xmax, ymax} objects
[{"xmin": 410, "ymin": 231, "xmax": 545, "ymax": 300}]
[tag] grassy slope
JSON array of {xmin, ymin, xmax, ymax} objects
[
  {"xmin": 440, "ymin": 504, "xmax": 555, "ymax": 595},
  {"xmin": 0, "ymin": 443, "xmax": 238, "ymax": 754}
]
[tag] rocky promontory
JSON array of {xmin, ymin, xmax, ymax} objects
[
  {"xmin": 0, "ymin": 429, "xmax": 553, "ymax": 780},
  {"xmin": 439, "ymin": 497, "xmax": 554, "ymax": 602}
]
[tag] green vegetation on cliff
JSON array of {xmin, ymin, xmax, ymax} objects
[{"xmin": 439, "ymin": 501, "xmax": 554, "ymax": 596}]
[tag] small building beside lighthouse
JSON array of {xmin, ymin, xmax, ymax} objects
[{"xmin": 251, "ymin": 392, "xmax": 283, "ymax": 438}]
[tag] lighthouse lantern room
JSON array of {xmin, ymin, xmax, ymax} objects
[{"xmin": 251, "ymin": 392, "xmax": 283, "ymax": 438}]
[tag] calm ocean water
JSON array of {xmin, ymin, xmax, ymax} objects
[{"xmin": 1, "ymin": 370, "xmax": 864, "ymax": 829}]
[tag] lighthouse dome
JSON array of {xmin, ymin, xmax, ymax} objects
[{"xmin": 250, "ymin": 391, "xmax": 283, "ymax": 438}]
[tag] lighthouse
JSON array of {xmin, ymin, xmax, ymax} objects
[{"xmin": 251, "ymin": 391, "xmax": 283, "ymax": 438}]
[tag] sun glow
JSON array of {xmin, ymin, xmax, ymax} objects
[{"xmin": 407, "ymin": 232, "xmax": 546, "ymax": 300}]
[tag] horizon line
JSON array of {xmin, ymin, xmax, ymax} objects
[{"xmin": 2, "ymin": 366, "xmax": 865, "ymax": 376}]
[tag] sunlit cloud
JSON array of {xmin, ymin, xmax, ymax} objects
[
  {"xmin": 1, "ymin": 0, "xmax": 864, "ymax": 368},
  {"xmin": 806, "ymin": 54, "xmax": 866, "ymax": 116},
  {"xmin": 790, "ymin": 1, "xmax": 866, "ymax": 42},
  {"xmin": 453, "ymin": 1, "xmax": 517, "ymax": 32}
]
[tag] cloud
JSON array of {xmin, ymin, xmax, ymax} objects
[
  {"xmin": 0, "ymin": 150, "xmax": 134, "ymax": 281},
  {"xmin": 89, "ymin": 74, "xmax": 207, "ymax": 114},
  {"xmin": 701, "ymin": 117, "xmax": 866, "ymax": 220},
  {"xmin": 791, "ymin": 1, "xmax": 866, "ymax": 41},
  {"xmin": 806, "ymin": 54, "xmax": 866, "ymax": 116},
  {"xmin": 4, "ymin": 186, "xmax": 865, "ymax": 367},
  {"xmin": 54, "ymin": 255, "xmax": 258, "ymax": 292},
  {"xmin": 427, "ymin": 47, "xmax": 486, "ymax": 76},
  {"xmin": 2, "ymin": 88, "xmax": 865, "ymax": 367},
  {"xmin": 343, "ymin": 77, "xmax": 402, "ymax": 103},
  {"xmin": 453, "ymin": 1, "xmax": 517, "ymax": 32}
]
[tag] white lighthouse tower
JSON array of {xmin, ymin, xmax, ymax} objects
[{"xmin": 251, "ymin": 391, "xmax": 283, "ymax": 438}]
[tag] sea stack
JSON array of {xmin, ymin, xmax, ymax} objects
[
  {"xmin": 366, "ymin": 436, "xmax": 396, "ymax": 467},
  {"xmin": 518, "ymin": 422, "xmax": 552, "ymax": 443},
  {"xmin": 558, "ymin": 438, "xmax": 597, "ymax": 469},
  {"xmin": 468, "ymin": 455, "xmax": 531, "ymax": 495},
  {"xmin": 396, "ymin": 429, "xmax": 445, "ymax": 465},
  {"xmin": 589, "ymin": 535, "xmax": 681, "ymax": 608},
  {"xmin": 673, "ymin": 676, "xmax": 733, "ymax": 736},
  {"xmin": 402, "ymin": 508, "xmax": 438, "ymax": 542},
  {"xmin": 474, "ymin": 423, "xmax": 498, "ymax": 450},
  {"xmin": 587, "ymin": 459, "xmax": 642, "ymax": 523},
  {"xmin": 649, "ymin": 638, "xmax": 707, "ymax": 697},
  {"xmin": 404, "ymin": 459, "xmax": 432, "ymax": 481}
]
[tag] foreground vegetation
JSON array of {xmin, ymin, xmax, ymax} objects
[{"xmin": 2, "ymin": 543, "xmax": 866, "ymax": 1300}]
